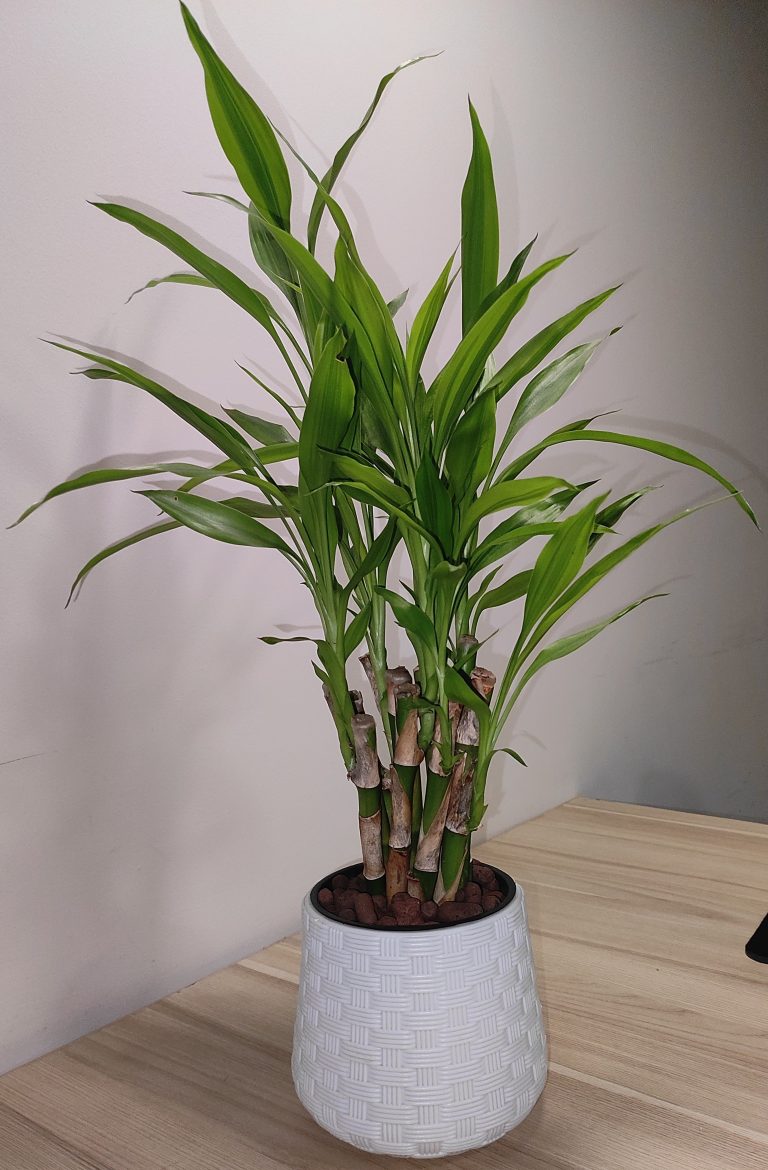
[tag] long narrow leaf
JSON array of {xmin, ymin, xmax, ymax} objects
[
  {"xmin": 127, "ymin": 272, "xmax": 214, "ymax": 303},
  {"xmin": 66, "ymin": 520, "xmax": 179, "ymax": 606},
  {"xmin": 520, "ymin": 494, "xmax": 605, "ymax": 640},
  {"xmin": 461, "ymin": 101, "xmax": 499, "ymax": 334},
  {"xmin": 48, "ymin": 342, "xmax": 258, "ymax": 472},
  {"xmin": 405, "ymin": 250, "xmax": 457, "ymax": 390},
  {"xmin": 501, "ymin": 428, "xmax": 757, "ymax": 525},
  {"xmin": 91, "ymin": 203, "xmax": 284, "ymax": 345},
  {"xmin": 486, "ymin": 287, "xmax": 619, "ymax": 402},
  {"xmin": 460, "ymin": 476, "xmax": 574, "ymax": 544},
  {"xmin": 502, "ymin": 595, "xmax": 665, "ymax": 718},
  {"xmin": 224, "ymin": 408, "xmax": 293, "ymax": 446},
  {"xmin": 139, "ymin": 489, "xmax": 295, "ymax": 555},
  {"xmin": 181, "ymin": 4, "xmax": 291, "ymax": 229},
  {"xmin": 307, "ymin": 54, "xmax": 437, "ymax": 252},
  {"xmin": 12, "ymin": 462, "xmax": 231, "ymax": 527},
  {"xmin": 431, "ymin": 254, "xmax": 570, "ymax": 449},
  {"xmin": 299, "ymin": 333, "xmax": 356, "ymax": 492}
]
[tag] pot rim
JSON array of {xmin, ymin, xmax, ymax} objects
[{"xmin": 308, "ymin": 861, "xmax": 517, "ymax": 932}]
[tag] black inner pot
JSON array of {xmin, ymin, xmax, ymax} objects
[{"xmin": 309, "ymin": 862, "xmax": 517, "ymax": 931}]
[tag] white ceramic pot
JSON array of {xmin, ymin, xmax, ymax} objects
[{"xmin": 292, "ymin": 864, "xmax": 547, "ymax": 1159}]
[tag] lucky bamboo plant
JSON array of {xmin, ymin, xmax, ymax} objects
[{"xmin": 16, "ymin": 4, "xmax": 755, "ymax": 910}]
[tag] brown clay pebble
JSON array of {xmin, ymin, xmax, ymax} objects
[
  {"xmin": 437, "ymin": 901, "xmax": 483, "ymax": 924},
  {"xmin": 338, "ymin": 908, "xmax": 357, "ymax": 923},
  {"xmin": 481, "ymin": 893, "xmax": 502, "ymax": 912},
  {"xmin": 455, "ymin": 888, "xmax": 466, "ymax": 903},
  {"xmin": 331, "ymin": 873, "xmax": 349, "ymax": 891},
  {"xmin": 421, "ymin": 900, "xmax": 438, "ymax": 921},
  {"xmin": 472, "ymin": 863, "xmax": 496, "ymax": 888},
  {"xmin": 317, "ymin": 887, "xmax": 334, "ymax": 909},
  {"xmin": 377, "ymin": 915, "xmax": 397, "ymax": 927},
  {"xmin": 334, "ymin": 889, "xmax": 357, "ymax": 913},
  {"xmin": 372, "ymin": 894, "xmax": 388, "ymax": 914},
  {"xmin": 463, "ymin": 881, "xmax": 482, "ymax": 903},
  {"xmin": 349, "ymin": 875, "xmax": 368, "ymax": 892},
  {"xmin": 353, "ymin": 892, "xmax": 377, "ymax": 925},
  {"xmin": 392, "ymin": 893, "xmax": 422, "ymax": 924}
]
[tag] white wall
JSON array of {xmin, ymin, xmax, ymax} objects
[{"xmin": 1, "ymin": 0, "xmax": 766, "ymax": 1073}]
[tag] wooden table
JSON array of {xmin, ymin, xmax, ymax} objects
[{"xmin": 2, "ymin": 798, "xmax": 767, "ymax": 1169}]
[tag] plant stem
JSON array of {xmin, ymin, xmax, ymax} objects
[{"xmin": 348, "ymin": 714, "xmax": 385, "ymax": 881}]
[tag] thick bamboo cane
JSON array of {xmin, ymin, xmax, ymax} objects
[
  {"xmin": 413, "ymin": 700, "xmax": 462, "ymax": 896},
  {"xmin": 384, "ymin": 682, "xmax": 423, "ymax": 901},
  {"xmin": 436, "ymin": 667, "xmax": 496, "ymax": 902},
  {"xmin": 348, "ymin": 713, "xmax": 385, "ymax": 881}
]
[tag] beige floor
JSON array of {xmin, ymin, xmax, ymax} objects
[{"xmin": 1, "ymin": 797, "xmax": 767, "ymax": 1168}]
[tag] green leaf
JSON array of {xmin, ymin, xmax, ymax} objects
[
  {"xmin": 299, "ymin": 333, "xmax": 356, "ymax": 492},
  {"xmin": 126, "ymin": 272, "xmax": 214, "ymax": 303},
  {"xmin": 10, "ymin": 461, "xmax": 237, "ymax": 527},
  {"xmin": 224, "ymin": 408, "xmax": 293, "ymax": 446},
  {"xmin": 185, "ymin": 190, "xmax": 249, "ymax": 212},
  {"xmin": 493, "ymin": 747, "xmax": 527, "ymax": 766},
  {"xmin": 473, "ymin": 569, "xmax": 532, "ymax": 620},
  {"xmin": 444, "ymin": 388, "xmax": 496, "ymax": 503},
  {"xmin": 506, "ymin": 595, "xmax": 665, "ymax": 711},
  {"xmin": 590, "ymin": 487, "xmax": 655, "ymax": 548},
  {"xmin": 520, "ymin": 497, "xmax": 729, "ymax": 669},
  {"xmin": 91, "ymin": 203, "xmax": 282, "ymax": 342},
  {"xmin": 461, "ymin": 101, "xmax": 499, "ymax": 334},
  {"xmin": 66, "ymin": 520, "xmax": 179, "ymax": 606},
  {"xmin": 342, "ymin": 518, "xmax": 399, "ymax": 601},
  {"xmin": 469, "ymin": 482, "xmax": 592, "ymax": 574},
  {"xmin": 249, "ymin": 208, "xmax": 397, "ymax": 434},
  {"xmin": 261, "ymin": 635, "xmax": 318, "ymax": 645},
  {"xmin": 521, "ymin": 494, "xmax": 605, "ymax": 639},
  {"xmin": 431, "ymin": 254, "xmax": 571, "ymax": 449},
  {"xmin": 329, "ymin": 452, "xmax": 410, "ymax": 512},
  {"xmin": 235, "ymin": 363, "xmax": 301, "ymax": 426},
  {"xmin": 221, "ymin": 495, "xmax": 289, "ymax": 520},
  {"xmin": 306, "ymin": 54, "xmax": 436, "ymax": 252},
  {"xmin": 387, "ymin": 289, "xmax": 408, "ymax": 317},
  {"xmin": 247, "ymin": 208, "xmax": 304, "ymax": 323},
  {"xmin": 487, "ymin": 288, "xmax": 619, "ymax": 402},
  {"xmin": 415, "ymin": 453, "xmax": 453, "ymax": 552},
  {"xmin": 444, "ymin": 666, "xmax": 490, "ymax": 732},
  {"xmin": 405, "ymin": 251, "xmax": 457, "ymax": 390},
  {"xmin": 377, "ymin": 586, "xmax": 438, "ymax": 658},
  {"xmin": 460, "ymin": 476, "xmax": 573, "ymax": 544},
  {"xmin": 470, "ymin": 522, "xmax": 562, "ymax": 575},
  {"xmin": 501, "ymin": 428, "xmax": 757, "ymax": 526},
  {"xmin": 180, "ymin": 3, "xmax": 291, "ymax": 229},
  {"xmin": 506, "ymin": 339, "xmax": 602, "ymax": 439},
  {"xmin": 499, "ymin": 236, "xmax": 537, "ymax": 292},
  {"xmin": 49, "ymin": 342, "xmax": 258, "ymax": 473},
  {"xmin": 344, "ymin": 603, "xmax": 372, "ymax": 660},
  {"xmin": 139, "ymin": 489, "xmax": 295, "ymax": 555}
]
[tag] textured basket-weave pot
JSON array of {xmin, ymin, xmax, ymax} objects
[{"xmin": 292, "ymin": 864, "xmax": 547, "ymax": 1158}]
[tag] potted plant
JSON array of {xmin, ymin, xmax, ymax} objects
[{"xmin": 14, "ymin": 4, "xmax": 756, "ymax": 1158}]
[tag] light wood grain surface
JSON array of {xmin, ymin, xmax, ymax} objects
[{"xmin": 2, "ymin": 797, "xmax": 766, "ymax": 1169}]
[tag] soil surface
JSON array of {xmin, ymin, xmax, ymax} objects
[{"xmin": 315, "ymin": 862, "xmax": 506, "ymax": 928}]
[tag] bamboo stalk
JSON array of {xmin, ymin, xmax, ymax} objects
[
  {"xmin": 413, "ymin": 700, "xmax": 460, "ymax": 884},
  {"xmin": 359, "ymin": 653, "xmax": 381, "ymax": 709},
  {"xmin": 348, "ymin": 713, "xmax": 385, "ymax": 880},
  {"xmin": 438, "ymin": 668, "xmax": 496, "ymax": 902},
  {"xmin": 384, "ymin": 682, "xmax": 423, "ymax": 900},
  {"xmin": 385, "ymin": 666, "xmax": 412, "ymax": 742},
  {"xmin": 349, "ymin": 689, "xmax": 365, "ymax": 715}
]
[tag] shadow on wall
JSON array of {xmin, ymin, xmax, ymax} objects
[{"xmin": 582, "ymin": 767, "xmax": 768, "ymax": 825}]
